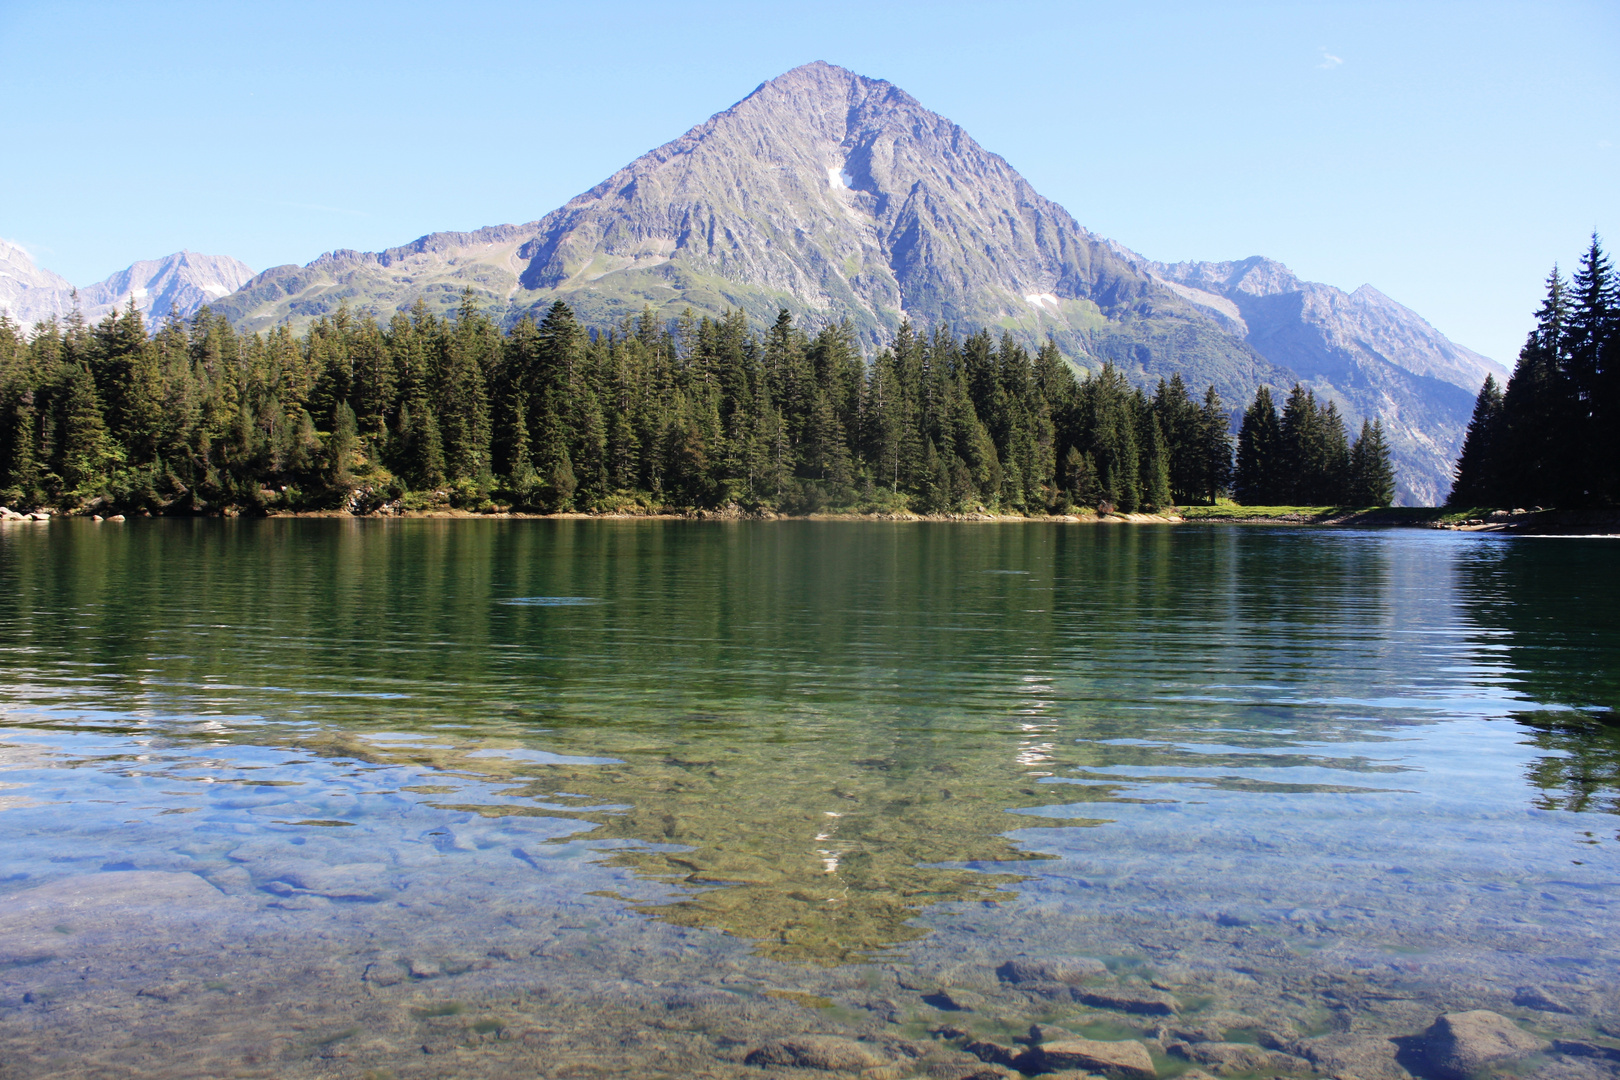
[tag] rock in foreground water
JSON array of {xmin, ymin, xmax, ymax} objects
[
  {"xmin": 745, "ymin": 1035, "xmax": 886, "ymax": 1071},
  {"xmin": 1425, "ymin": 1011, "xmax": 1548, "ymax": 1079},
  {"xmin": 996, "ymin": 956, "xmax": 1108, "ymax": 985},
  {"xmin": 1037, "ymin": 1037, "xmax": 1157, "ymax": 1080}
]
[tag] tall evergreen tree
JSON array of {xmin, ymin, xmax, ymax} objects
[
  {"xmin": 1348, "ymin": 420, "xmax": 1395, "ymax": 506},
  {"xmin": 1193, "ymin": 386, "xmax": 1232, "ymax": 504},
  {"xmin": 1499, "ymin": 267, "xmax": 1571, "ymax": 506},
  {"xmin": 1233, "ymin": 386, "xmax": 1281, "ymax": 504},
  {"xmin": 1448, "ymin": 375, "xmax": 1505, "ymax": 506}
]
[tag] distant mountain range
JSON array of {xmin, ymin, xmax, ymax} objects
[
  {"xmin": 5, "ymin": 63, "xmax": 1506, "ymax": 503},
  {"xmin": 0, "ymin": 241, "xmax": 252, "ymax": 330}
]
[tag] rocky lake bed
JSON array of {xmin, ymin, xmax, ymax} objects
[{"xmin": 1, "ymin": 519, "xmax": 1616, "ymax": 1078}]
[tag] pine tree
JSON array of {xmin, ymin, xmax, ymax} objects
[
  {"xmin": 58, "ymin": 363, "xmax": 114, "ymax": 494},
  {"xmin": 326, "ymin": 401, "xmax": 358, "ymax": 489},
  {"xmin": 1500, "ymin": 267, "xmax": 1571, "ymax": 506},
  {"xmin": 1153, "ymin": 373, "xmax": 1199, "ymax": 502},
  {"xmin": 1194, "ymin": 386, "xmax": 1232, "ymax": 504},
  {"xmin": 1448, "ymin": 375, "xmax": 1505, "ymax": 506},
  {"xmin": 1348, "ymin": 420, "xmax": 1395, "ymax": 506},
  {"xmin": 1233, "ymin": 386, "xmax": 1281, "ymax": 504},
  {"xmin": 1137, "ymin": 405, "xmax": 1172, "ymax": 511},
  {"xmin": 1564, "ymin": 235, "xmax": 1616, "ymax": 505}
]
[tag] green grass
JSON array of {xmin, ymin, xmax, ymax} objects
[{"xmin": 1176, "ymin": 500, "xmax": 1449, "ymax": 524}]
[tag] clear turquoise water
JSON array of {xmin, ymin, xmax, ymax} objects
[{"xmin": 0, "ymin": 519, "xmax": 1615, "ymax": 1078}]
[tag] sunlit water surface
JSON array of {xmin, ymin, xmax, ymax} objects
[{"xmin": 0, "ymin": 520, "xmax": 1616, "ymax": 1079}]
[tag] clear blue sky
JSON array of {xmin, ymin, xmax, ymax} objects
[{"xmin": 1, "ymin": 0, "xmax": 1614, "ymax": 364}]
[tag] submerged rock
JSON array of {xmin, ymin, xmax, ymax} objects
[
  {"xmin": 996, "ymin": 956, "xmax": 1108, "ymax": 985},
  {"xmin": 745, "ymin": 1035, "xmax": 886, "ymax": 1071},
  {"xmin": 1551, "ymin": 1039, "xmax": 1620, "ymax": 1063},
  {"xmin": 1074, "ymin": 987, "xmax": 1181, "ymax": 1015},
  {"xmin": 1168, "ymin": 1040, "xmax": 1309, "ymax": 1075},
  {"xmin": 1037, "ymin": 1037, "xmax": 1157, "ymax": 1080},
  {"xmin": 963, "ymin": 1040, "xmax": 1023, "ymax": 1068},
  {"xmin": 1514, "ymin": 985, "xmax": 1575, "ymax": 1014},
  {"xmin": 1289, "ymin": 1032, "xmax": 1411, "ymax": 1080},
  {"xmin": 1425, "ymin": 1011, "xmax": 1548, "ymax": 1079},
  {"xmin": 929, "ymin": 1068, "xmax": 1015, "ymax": 1080},
  {"xmin": 923, "ymin": 987, "xmax": 987, "ymax": 1011}
]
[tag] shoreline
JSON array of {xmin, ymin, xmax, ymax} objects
[{"xmin": 6, "ymin": 503, "xmax": 1619, "ymax": 534}]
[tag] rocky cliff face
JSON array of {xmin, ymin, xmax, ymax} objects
[
  {"xmin": 214, "ymin": 61, "xmax": 1495, "ymax": 504},
  {"xmin": 0, "ymin": 241, "xmax": 76, "ymax": 328},
  {"xmin": 0, "ymin": 245, "xmax": 253, "ymax": 330},
  {"xmin": 78, "ymin": 251, "xmax": 253, "ymax": 326},
  {"xmin": 1139, "ymin": 254, "xmax": 1503, "ymax": 395},
  {"xmin": 218, "ymin": 63, "xmax": 1275, "ymax": 404},
  {"xmin": 1119, "ymin": 253, "xmax": 1509, "ymax": 504}
]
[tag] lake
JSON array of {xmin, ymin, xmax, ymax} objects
[{"xmin": 0, "ymin": 519, "xmax": 1616, "ymax": 1079}]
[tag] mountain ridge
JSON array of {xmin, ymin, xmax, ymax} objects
[
  {"xmin": 126, "ymin": 62, "xmax": 1494, "ymax": 502},
  {"xmin": 0, "ymin": 244, "xmax": 254, "ymax": 330}
]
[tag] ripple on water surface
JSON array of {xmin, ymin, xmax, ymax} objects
[{"xmin": 0, "ymin": 519, "xmax": 1616, "ymax": 1079}]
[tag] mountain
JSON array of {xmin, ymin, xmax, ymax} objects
[
  {"xmin": 216, "ymin": 61, "xmax": 1285, "ymax": 406},
  {"xmin": 213, "ymin": 61, "xmax": 1493, "ymax": 504},
  {"xmin": 0, "ymin": 244, "xmax": 253, "ymax": 330},
  {"xmin": 0, "ymin": 240, "xmax": 76, "ymax": 327},
  {"xmin": 1116, "ymin": 252, "xmax": 1509, "ymax": 504}
]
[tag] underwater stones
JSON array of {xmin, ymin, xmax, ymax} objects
[
  {"xmin": 267, "ymin": 862, "xmax": 389, "ymax": 902},
  {"xmin": 0, "ymin": 870, "xmax": 233, "ymax": 952},
  {"xmin": 996, "ymin": 957, "xmax": 1108, "ymax": 986},
  {"xmin": 1167, "ymin": 1040, "xmax": 1309, "ymax": 1076},
  {"xmin": 1036, "ymin": 1037, "xmax": 1157, "ymax": 1080},
  {"xmin": 1288, "ymin": 1032, "xmax": 1410, "ymax": 1080},
  {"xmin": 1515, "ymin": 985, "xmax": 1575, "ymax": 1014},
  {"xmin": 962, "ymin": 1040, "xmax": 1027, "ymax": 1069},
  {"xmin": 1551, "ymin": 1039, "xmax": 1620, "ymax": 1063},
  {"xmin": 1424, "ymin": 1011, "xmax": 1548, "ymax": 1079},
  {"xmin": 923, "ymin": 988, "xmax": 986, "ymax": 1012},
  {"xmin": 744, "ymin": 1035, "xmax": 887, "ymax": 1072},
  {"xmin": 1073, "ymin": 987, "xmax": 1181, "ymax": 1016},
  {"xmin": 361, "ymin": 962, "xmax": 404, "ymax": 987},
  {"xmin": 134, "ymin": 982, "xmax": 191, "ymax": 1002}
]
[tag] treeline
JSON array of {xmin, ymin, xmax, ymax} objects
[
  {"xmin": 1232, "ymin": 384, "xmax": 1396, "ymax": 506},
  {"xmin": 0, "ymin": 291, "xmax": 1383, "ymax": 515},
  {"xmin": 1450, "ymin": 236, "xmax": 1618, "ymax": 508}
]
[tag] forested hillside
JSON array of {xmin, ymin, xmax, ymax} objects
[{"xmin": 1, "ymin": 292, "xmax": 1273, "ymax": 517}]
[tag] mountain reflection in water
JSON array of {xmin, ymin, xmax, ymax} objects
[{"xmin": 0, "ymin": 519, "xmax": 1616, "ymax": 1079}]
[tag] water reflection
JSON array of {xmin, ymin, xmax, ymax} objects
[
  {"xmin": 1454, "ymin": 536, "xmax": 1620, "ymax": 819},
  {"xmin": 0, "ymin": 520, "xmax": 1617, "ymax": 1079}
]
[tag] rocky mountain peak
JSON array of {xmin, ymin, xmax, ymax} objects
[
  {"xmin": 213, "ymin": 61, "xmax": 1501, "ymax": 504},
  {"xmin": 0, "ymin": 246, "xmax": 253, "ymax": 332}
]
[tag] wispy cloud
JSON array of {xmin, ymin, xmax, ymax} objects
[{"xmin": 1317, "ymin": 47, "xmax": 1343, "ymax": 70}]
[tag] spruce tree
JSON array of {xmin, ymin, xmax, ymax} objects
[
  {"xmin": 1233, "ymin": 386, "xmax": 1281, "ymax": 504},
  {"xmin": 1565, "ymin": 236, "xmax": 1616, "ymax": 504},
  {"xmin": 58, "ymin": 363, "xmax": 114, "ymax": 494},
  {"xmin": 1195, "ymin": 386, "xmax": 1232, "ymax": 504},
  {"xmin": 1500, "ymin": 267, "xmax": 1571, "ymax": 506},
  {"xmin": 1448, "ymin": 375, "xmax": 1505, "ymax": 506},
  {"xmin": 1349, "ymin": 419, "xmax": 1395, "ymax": 506}
]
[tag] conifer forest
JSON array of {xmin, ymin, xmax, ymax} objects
[
  {"xmin": 0, "ymin": 293, "xmax": 1396, "ymax": 516},
  {"xmin": 1450, "ymin": 236, "xmax": 1619, "ymax": 509}
]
